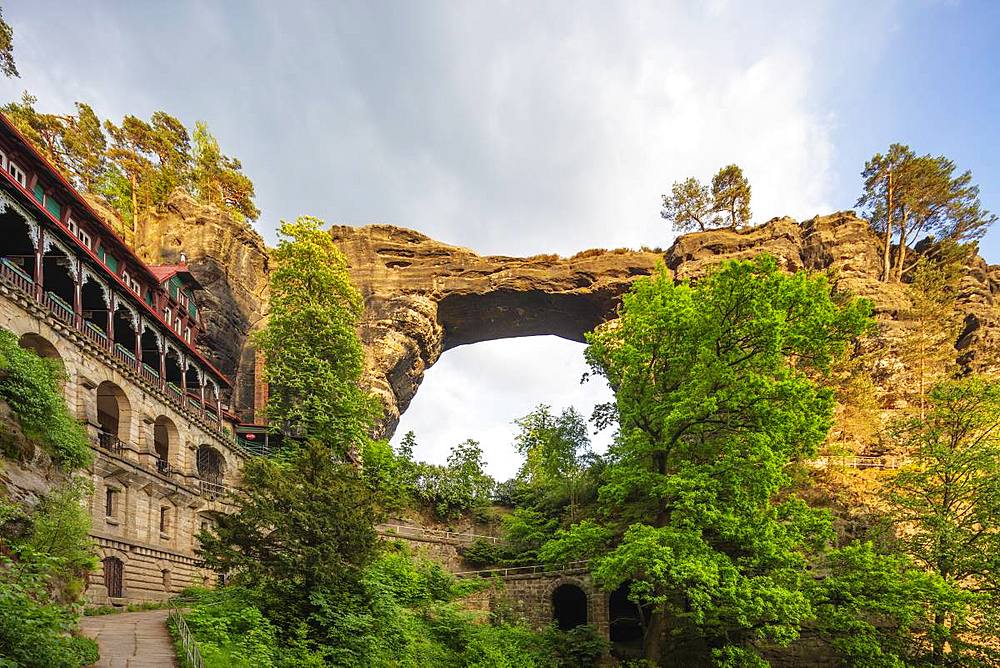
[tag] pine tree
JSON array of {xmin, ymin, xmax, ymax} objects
[
  {"xmin": 660, "ymin": 176, "xmax": 715, "ymax": 232},
  {"xmin": 0, "ymin": 7, "xmax": 17, "ymax": 79},
  {"xmin": 711, "ymin": 164, "xmax": 751, "ymax": 229}
]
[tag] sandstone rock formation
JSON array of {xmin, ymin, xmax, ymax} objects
[
  {"xmin": 128, "ymin": 192, "xmax": 270, "ymax": 415},
  {"xmin": 328, "ymin": 225, "xmax": 662, "ymax": 433},
  {"xmin": 126, "ymin": 199, "xmax": 1000, "ymax": 439}
]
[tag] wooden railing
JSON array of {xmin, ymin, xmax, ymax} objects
[
  {"xmin": 454, "ymin": 560, "xmax": 590, "ymax": 579},
  {"xmin": 810, "ymin": 455, "xmax": 909, "ymax": 470},
  {"xmin": 168, "ymin": 602, "xmax": 205, "ymax": 668},
  {"xmin": 377, "ymin": 523, "xmax": 500, "ymax": 545}
]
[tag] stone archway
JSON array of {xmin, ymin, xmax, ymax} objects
[
  {"xmin": 322, "ymin": 225, "xmax": 663, "ymax": 435},
  {"xmin": 551, "ymin": 581, "xmax": 589, "ymax": 630}
]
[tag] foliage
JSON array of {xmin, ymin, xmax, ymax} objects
[
  {"xmin": 540, "ymin": 624, "xmax": 607, "ymax": 667},
  {"xmin": 198, "ymin": 439, "xmax": 379, "ymax": 637},
  {"xmin": 710, "ymin": 164, "xmax": 752, "ymax": 229},
  {"xmin": 0, "ymin": 6, "xmax": 16, "ymax": 78},
  {"xmin": 514, "ymin": 404, "xmax": 593, "ymax": 521},
  {"xmin": 660, "ymin": 177, "xmax": 714, "ymax": 232},
  {"xmin": 0, "ymin": 93, "xmax": 258, "ymax": 224},
  {"xmin": 184, "ymin": 546, "xmax": 564, "ymax": 668},
  {"xmin": 252, "ymin": 217, "xmax": 378, "ymax": 454},
  {"xmin": 857, "ymin": 143, "xmax": 996, "ymax": 282},
  {"xmin": 543, "ymin": 256, "xmax": 873, "ymax": 663},
  {"xmin": 0, "ymin": 328, "xmax": 90, "ymax": 468},
  {"xmin": 660, "ymin": 164, "xmax": 752, "ymax": 232},
  {"xmin": 884, "ymin": 377, "xmax": 1000, "ymax": 665},
  {"xmin": 412, "ymin": 439, "xmax": 496, "ymax": 519},
  {"xmin": 0, "ymin": 482, "xmax": 98, "ymax": 668}
]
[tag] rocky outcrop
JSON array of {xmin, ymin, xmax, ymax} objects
[
  {"xmin": 329, "ymin": 225, "xmax": 662, "ymax": 433},
  {"xmin": 125, "ymin": 200, "xmax": 1000, "ymax": 437},
  {"xmin": 129, "ymin": 192, "xmax": 270, "ymax": 414}
]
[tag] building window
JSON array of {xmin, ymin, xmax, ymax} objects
[
  {"xmin": 0, "ymin": 149, "xmax": 6, "ymax": 170},
  {"xmin": 159, "ymin": 506, "xmax": 170, "ymax": 534},
  {"xmin": 105, "ymin": 487, "xmax": 115, "ymax": 517},
  {"xmin": 78, "ymin": 230, "xmax": 92, "ymax": 249},
  {"xmin": 105, "ymin": 254, "xmax": 119, "ymax": 272},
  {"xmin": 184, "ymin": 327, "xmax": 191, "ymax": 343},
  {"xmin": 8, "ymin": 161, "xmax": 27, "ymax": 188},
  {"xmin": 32, "ymin": 182, "xmax": 44, "ymax": 203},
  {"xmin": 162, "ymin": 569, "xmax": 171, "ymax": 592},
  {"xmin": 44, "ymin": 194, "xmax": 61, "ymax": 219}
]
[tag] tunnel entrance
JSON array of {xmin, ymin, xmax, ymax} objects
[
  {"xmin": 609, "ymin": 582, "xmax": 646, "ymax": 656},
  {"xmin": 552, "ymin": 583, "xmax": 588, "ymax": 630}
]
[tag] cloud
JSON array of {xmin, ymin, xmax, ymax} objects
[{"xmin": 0, "ymin": 0, "xmax": 902, "ymax": 476}]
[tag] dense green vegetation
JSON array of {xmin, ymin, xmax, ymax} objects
[
  {"xmin": 0, "ymin": 332, "xmax": 98, "ymax": 667},
  {"xmin": 0, "ymin": 330, "xmax": 90, "ymax": 468},
  {"xmin": 192, "ymin": 219, "xmax": 583, "ymax": 666}
]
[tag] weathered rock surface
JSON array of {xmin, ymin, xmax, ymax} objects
[
  {"xmin": 129, "ymin": 192, "xmax": 270, "ymax": 414},
  {"xmin": 329, "ymin": 225, "xmax": 662, "ymax": 433},
  {"xmin": 126, "ymin": 201, "xmax": 1000, "ymax": 437}
]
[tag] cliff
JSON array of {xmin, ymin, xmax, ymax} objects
[{"xmin": 127, "ymin": 201, "xmax": 1000, "ymax": 438}]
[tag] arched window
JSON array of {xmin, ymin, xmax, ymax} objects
[
  {"xmin": 196, "ymin": 445, "xmax": 225, "ymax": 482},
  {"xmin": 41, "ymin": 243, "xmax": 75, "ymax": 320},
  {"xmin": 103, "ymin": 556, "xmax": 124, "ymax": 598},
  {"xmin": 96, "ymin": 381, "xmax": 131, "ymax": 449},
  {"xmin": 153, "ymin": 416, "xmax": 177, "ymax": 470},
  {"xmin": 551, "ymin": 583, "xmax": 588, "ymax": 630},
  {"xmin": 80, "ymin": 276, "xmax": 109, "ymax": 340},
  {"xmin": 112, "ymin": 303, "xmax": 138, "ymax": 359}
]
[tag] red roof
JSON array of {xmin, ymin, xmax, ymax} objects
[{"xmin": 149, "ymin": 264, "xmax": 204, "ymax": 290}]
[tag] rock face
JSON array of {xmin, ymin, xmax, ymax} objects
[
  {"xmin": 127, "ymin": 202, "xmax": 1000, "ymax": 436},
  {"xmin": 328, "ymin": 225, "xmax": 662, "ymax": 433},
  {"xmin": 129, "ymin": 191, "xmax": 270, "ymax": 414}
]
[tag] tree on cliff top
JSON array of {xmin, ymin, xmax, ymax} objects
[
  {"xmin": 252, "ymin": 216, "xmax": 378, "ymax": 455},
  {"xmin": 539, "ymin": 256, "xmax": 873, "ymax": 664},
  {"xmin": 661, "ymin": 164, "xmax": 752, "ymax": 233},
  {"xmin": 857, "ymin": 144, "xmax": 995, "ymax": 282}
]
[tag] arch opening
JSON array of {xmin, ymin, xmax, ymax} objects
[
  {"xmin": 113, "ymin": 305, "xmax": 138, "ymax": 357},
  {"xmin": 41, "ymin": 245, "xmax": 75, "ymax": 314},
  {"xmin": 0, "ymin": 210, "xmax": 35, "ymax": 281},
  {"xmin": 164, "ymin": 348, "xmax": 183, "ymax": 391},
  {"xmin": 552, "ymin": 583, "xmax": 588, "ymax": 630},
  {"xmin": 96, "ymin": 381, "xmax": 130, "ymax": 442},
  {"xmin": 153, "ymin": 415, "xmax": 177, "ymax": 468},
  {"xmin": 18, "ymin": 332, "xmax": 61, "ymax": 362},
  {"xmin": 609, "ymin": 582, "xmax": 646, "ymax": 651},
  {"xmin": 81, "ymin": 279, "xmax": 109, "ymax": 337},
  {"xmin": 140, "ymin": 327, "xmax": 160, "ymax": 375}
]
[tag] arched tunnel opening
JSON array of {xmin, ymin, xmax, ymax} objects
[
  {"xmin": 609, "ymin": 582, "xmax": 646, "ymax": 656},
  {"xmin": 552, "ymin": 583, "xmax": 588, "ymax": 630}
]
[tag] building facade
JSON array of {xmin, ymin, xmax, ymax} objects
[{"xmin": 0, "ymin": 113, "xmax": 258, "ymax": 605}]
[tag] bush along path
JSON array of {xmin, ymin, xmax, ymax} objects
[{"xmin": 79, "ymin": 609, "xmax": 178, "ymax": 668}]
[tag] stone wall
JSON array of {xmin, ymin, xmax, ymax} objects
[{"xmin": 0, "ymin": 281, "xmax": 245, "ymax": 605}]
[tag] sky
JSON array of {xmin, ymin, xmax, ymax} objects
[{"xmin": 3, "ymin": 0, "xmax": 998, "ymax": 479}]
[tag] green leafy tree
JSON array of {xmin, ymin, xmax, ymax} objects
[
  {"xmin": 0, "ymin": 6, "xmax": 17, "ymax": 78},
  {"xmin": 541, "ymin": 256, "xmax": 872, "ymax": 663},
  {"xmin": 199, "ymin": 440, "xmax": 379, "ymax": 638},
  {"xmin": 513, "ymin": 404, "xmax": 592, "ymax": 520},
  {"xmin": 252, "ymin": 217, "xmax": 378, "ymax": 456},
  {"xmin": 711, "ymin": 164, "xmax": 752, "ymax": 229},
  {"xmin": 61, "ymin": 103, "xmax": 107, "ymax": 191},
  {"xmin": 885, "ymin": 377, "xmax": 1000, "ymax": 665},
  {"xmin": 661, "ymin": 176, "xmax": 716, "ymax": 232}
]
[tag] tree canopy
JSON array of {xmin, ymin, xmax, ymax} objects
[
  {"xmin": 661, "ymin": 164, "xmax": 752, "ymax": 232},
  {"xmin": 540, "ymin": 256, "xmax": 873, "ymax": 663},
  {"xmin": 857, "ymin": 144, "xmax": 995, "ymax": 282},
  {"xmin": 1, "ymin": 93, "xmax": 259, "ymax": 228}
]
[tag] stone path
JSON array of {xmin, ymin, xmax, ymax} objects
[{"xmin": 80, "ymin": 609, "xmax": 178, "ymax": 668}]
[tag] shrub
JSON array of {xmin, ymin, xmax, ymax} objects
[{"xmin": 0, "ymin": 329, "xmax": 90, "ymax": 468}]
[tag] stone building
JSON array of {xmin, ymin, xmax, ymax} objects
[{"xmin": 0, "ymin": 113, "xmax": 261, "ymax": 605}]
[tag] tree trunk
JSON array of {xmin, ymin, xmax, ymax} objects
[
  {"xmin": 932, "ymin": 609, "xmax": 945, "ymax": 665},
  {"xmin": 129, "ymin": 172, "xmax": 139, "ymax": 233},
  {"xmin": 882, "ymin": 173, "xmax": 894, "ymax": 282},
  {"xmin": 644, "ymin": 608, "xmax": 668, "ymax": 665},
  {"xmin": 895, "ymin": 210, "xmax": 910, "ymax": 282}
]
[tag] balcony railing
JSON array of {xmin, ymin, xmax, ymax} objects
[
  {"xmin": 43, "ymin": 291, "xmax": 74, "ymax": 324},
  {"xmin": 97, "ymin": 430, "xmax": 126, "ymax": 455},
  {"xmin": 0, "ymin": 256, "xmax": 33, "ymax": 293},
  {"xmin": 155, "ymin": 457, "xmax": 174, "ymax": 475},
  {"xmin": 198, "ymin": 479, "xmax": 230, "ymax": 497}
]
